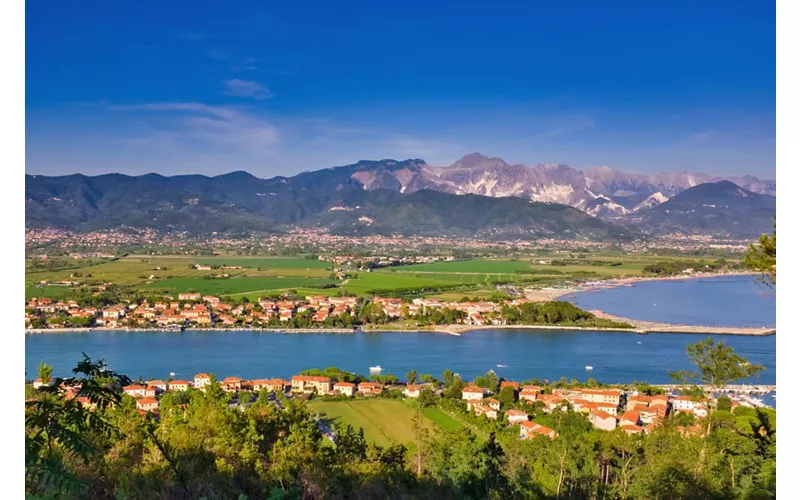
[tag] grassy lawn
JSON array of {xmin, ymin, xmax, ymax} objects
[
  {"xmin": 139, "ymin": 276, "xmax": 338, "ymax": 296},
  {"xmin": 308, "ymin": 399, "xmax": 440, "ymax": 446},
  {"xmin": 421, "ymin": 407, "xmax": 465, "ymax": 432}
]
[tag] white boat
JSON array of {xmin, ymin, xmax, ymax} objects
[
  {"xmin": 169, "ymin": 372, "xmax": 176, "ymax": 376},
  {"xmin": 637, "ymin": 342, "xmax": 642, "ymax": 345},
  {"xmin": 585, "ymin": 366, "xmax": 594, "ymax": 371},
  {"xmin": 369, "ymin": 366, "xmax": 382, "ymax": 372},
  {"xmin": 497, "ymin": 364, "xmax": 507, "ymax": 368}
]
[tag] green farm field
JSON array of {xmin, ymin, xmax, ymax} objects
[
  {"xmin": 24, "ymin": 254, "xmax": 740, "ymax": 301},
  {"xmin": 308, "ymin": 399, "xmax": 457, "ymax": 446},
  {"xmin": 139, "ymin": 276, "xmax": 338, "ymax": 296},
  {"xmin": 195, "ymin": 257, "xmax": 332, "ymax": 270},
  {"xmin": 393, "ymin": 259, "xmax": 534, "ymax": 274}
]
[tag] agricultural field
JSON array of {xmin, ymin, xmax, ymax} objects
[
  {"xmin": 139, "ymin": 276, "xmax": 338, "ymax": 296},
  {"xmin": 307, "ymin": 399, "xmax": 459, "ymax": 446},
  {"xmin": 24, "ymin": 253, "xmax": 741, "ymax": 301},
  {"xmin": 395, "ymin": 259, "xmax": 535, "ymax": 274},
  {"xmin": 195, "ymin": 257, "xmax": 332, "ymax": 270}
]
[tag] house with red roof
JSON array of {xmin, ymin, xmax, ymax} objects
[
  {"xmin": 123, "ymin": 385, "xmax": 147, "ymax": 398},
  {"xmin": 404, "ymin": 384, "xmax": 421, "ymax": 398},
  {"xmin": 358, "ymin": 381, "xmax": 383, "ymax": 396},
  {"xmin": 136, "ymin": 397, "xmax": 159, "ymax": 412},
  {"xmin": 500, "ymin": 381, "xmax": 519, "ymax": 391},
  {"xmin": 194, "ymin": 373, "xmax": 211, "ymax": 389},
  {"xmin": 168, "ymin": 380, "xmax": 190, "ymax": 391},
  {"xmin": 619, "ymin": 410, "xmax": 640, "ymax": 427},
  {"xmin": 462, "ymin": 385, "xmax": 485, "ymax": 400},
  {"xmin": 474, "ymin": 404, "xmax": 498, "ymax": 420},
  {"xmin": 621, "ymin": 424, "xmax": 644, "ymax": 435},
  {"xmin": 333, "ymin": 381, "xmax": 356, "ymax": 397},
  {"xmin": 520, "ymin": 421, "xmax": 557, "ymax": 440},
  {"xmin": 291, "ymin": 375, "xmax": 332, "ymax": 394},
  {"xmin": 589, "ymin": 410, "xmax": 617, "ymax": 431},
  {"xmin": 506, "ymin": 409, "xmax": 529, "ymax": 425},
  {"xmin": 222, "ymin": 376, "xmax": 243, "ymax": 392}
]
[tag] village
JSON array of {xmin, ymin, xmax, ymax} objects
[
  {"xmin": 25, "ymin": 293, "xmax": 553, "ymax": 330},
  {"xmin": 31, "ymin": 369, "xmax": 757, "ymax": 443}
]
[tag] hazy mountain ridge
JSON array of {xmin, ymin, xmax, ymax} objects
[
  {"xmin": 25, "ymin": 172, "xmax": 642, "ymax": 241},
  {"xmin": 25, "ymin": 154, "xmax": 774, "ymax": 238},
  {"xmin": 616, "ymin": 181, "xmax": 776, "ymax": 238}
]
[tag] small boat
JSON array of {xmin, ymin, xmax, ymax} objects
[
  {"xmin": 369, "ymin": 366, "xmax": 382, "ymax": 372},
  {"xmin": 497, "ymin": 364, "xmax": 507, "ymax": 368},
  {"xmin": 637, "ymin": 342, "xmax": 642, "ymax": 345},
  {"xmin": 169, "ymin": 372, "xmax": 176, "ymax": 376},
  {"xmin": 585, "ymin": 366, "xmax": 594, "ymax": 371}
]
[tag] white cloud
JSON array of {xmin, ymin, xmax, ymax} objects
[
  {"xmin": 222, "ymin": 79, "xmax": 274, "ymax": 100},
  {"xmin": 113, "ymin": 101, "xmax": 278, "ymax": 149}
]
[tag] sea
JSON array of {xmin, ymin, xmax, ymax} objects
[
  {"xmin": 566, "ymin": 275, "xmax": 776, "ymax": 328},
  {"xmin": 25, "ymin": 276, "xmax": 776, "ymax": 406}
]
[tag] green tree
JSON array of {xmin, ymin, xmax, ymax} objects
[
  {"xmin": 498, "ymin": 386, "xmax": 516, "ymax": 407},
  {"xmin": 417, "ymin": 387, "xmax": 437, "ymax": 408},
  {"xmin": 25, "ymin": 354, "xmax": 131, "ymax": 494},
  {"xmin": 744, "ymin": 217, "xmax": 776, "ymax": 288},
  {"xmin": 669, "ymin": 338, "xmax": 766, "ymax": 389},
  {"xmin": 406, "ymin": 369, "xmax": 418, "ymax": 384},
  {"xmin": 37, "ymin": 361, "xmax": 53, "ymax": 385}
]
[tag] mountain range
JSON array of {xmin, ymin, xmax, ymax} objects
[{"xmin": 25, "ymin": 153, "xmax": 776, "ymax": 240}]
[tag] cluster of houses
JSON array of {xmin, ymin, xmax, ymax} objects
[
  {"xmin": 27, "ymin": 291, "xmax": 542, "ymax": 329},
  {"xmin": 373, "ymin": 296, "xmax": 534, "ymax": 325},
  {"xmin": 26, "ymin": 294, "xmax": 361, "ymax": 329},
  {"xmin": 31, "ymin": 370, "xmax": 725, "ymax": 439}
]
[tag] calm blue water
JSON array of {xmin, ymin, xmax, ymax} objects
[
  {"xmin": 25, "ymin": 329, "xmax": 775, "ymax": 388},
  {"xmin": 567, "ymin": 275, "xmax": 776, "ymax": 327}
]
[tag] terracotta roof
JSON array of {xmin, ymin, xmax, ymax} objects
[
  {"xmin": 590, "ymin": 410, "xmax": 615, "ymax": 420},
  {"xmin": 169, "ymin": 380, "xmax": 190, "ymax": 385},
  {"xmin": 123, "ymin": 385, "xmax": 146, "ymax": 391},
  {"xmin": 462, "ymin": 385, "xmax": 483, "ymax": 393},
  {"xmin": 194, "ymin": 373, "xmax": 211, "ymax": 379},
  {"xmin": 137, "ymin": 397, "xmax": 158, "ymax": 405},
  {"xmin": 334, "ymin": 382, "xmax": 356, "ymax": 388},
  {"xmin": 621, "ymin": 411, "xmax": 640, "ymax": 424}
]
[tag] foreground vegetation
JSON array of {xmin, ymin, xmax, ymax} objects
[{"xmin": 26, "ymin": 338, "xmax": 776, "ymax": 499}]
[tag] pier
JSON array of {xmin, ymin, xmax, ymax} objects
[{"xmin": 589, "ymin": 311, "xmax": 776, "ymax": 336}]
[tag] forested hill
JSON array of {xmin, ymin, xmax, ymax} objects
[{"xmin": 25, "ymin": 173, "xmax": 642, "ymax": 241}]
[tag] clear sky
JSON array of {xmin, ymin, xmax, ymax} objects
[{"xmin": 26, "ymin": 1, "xmax": 776, "ymax": 179}]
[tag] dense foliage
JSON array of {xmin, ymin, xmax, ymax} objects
[
  {"xmin": 26, "ymin": 346, "xmax": 776, "ymax": 499},
  {"xmin": 745, "ymin": 218, "xmax": 776, "ymax": 288}
]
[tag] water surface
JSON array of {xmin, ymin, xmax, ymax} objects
[
  {"xmin": 567, "ymin": 275, "xmax": 775, "ymax": 327},
  {"xmin": 26, "ymin": 329, "xmax": 775, "ymax": 389}
]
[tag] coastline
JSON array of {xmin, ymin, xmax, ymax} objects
[
  {"xmin": 525, "ymin": 271, "xmax": 761, "ymax": 302},
  {"xmin": 25, "ymin": 272, "xmax": 773, "ymax": 338}
]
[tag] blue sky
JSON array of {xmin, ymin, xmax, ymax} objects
[{"xmin": 26, "ymin": 1, "xmax": 776, "ymax": 178}]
